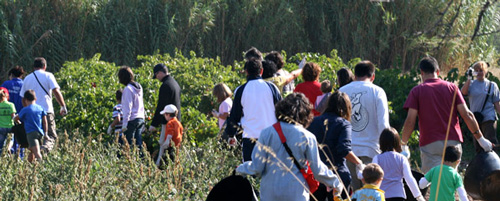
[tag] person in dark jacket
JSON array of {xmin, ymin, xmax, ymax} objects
[{"xmin": 149, "ymin": 64, "xmax": 181, "ymax": 138}]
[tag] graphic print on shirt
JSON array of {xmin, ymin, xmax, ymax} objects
[{"xmin": 350, "ymin": 91, "xmax": 368, "ymax": 132}]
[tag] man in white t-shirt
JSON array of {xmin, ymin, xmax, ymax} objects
[
  {"xmin": 339, "ymin": 60, "xmax": 390, "ymax": 190},
  {"xmin": 20, "ymin": 57, "xmax": 67, "ymax": 153}
]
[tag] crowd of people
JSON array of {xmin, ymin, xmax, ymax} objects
[{"xmin": 1, "ymin": 48, "xmax": 499, "ymax": 201}]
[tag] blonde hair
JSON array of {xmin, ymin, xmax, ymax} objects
[
  {"xmin": 473, "ymin": 61, "xmax": 489, "ymax": 74},
  {"xmin": 213, "ymin": 83, "xmax": 233, "ymax": 103}
]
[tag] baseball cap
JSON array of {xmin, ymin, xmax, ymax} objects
[
  {"xmin": 0, "ymin": 87, "xmax": 9, "ymax": 97},
  {"xmin": 160, "ymin": 104, "xmax": 177, "ymax": 115},
  {"xmin": 152, "ymin": 63, "xmax": 167, "ymax": 79}
]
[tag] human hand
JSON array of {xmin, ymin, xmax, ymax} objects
[
  {"xmin": 148, "ymin": 126, "xmax": 156, "ymax": 132},
  {"xmin": 356, "ymin": 163, "xmax": 365, "ymax": 179},
  {"xmin": 333, "ymin": 182, "xmax": 343, "ymax": 197},
  {"xmin": 211, "ymin": 110, "xmax": 219, "ymax": 118},
  {"xmin": 227, "ymin": 136, "xmax": 237, "ymax": 146},
  {"xmin": 60, "ymin": 106, "xmax": 68, "ymax": 116},
  {"xmin": 401, "ymin": 145, "xmax": 410, "ymax": 159},
  {"xmin": 107, "ymin": 125, "xmax": 113, "ymax": 135},
  {"xmin": 478, "ymin": 136, "xmax": 493, "ymax": 152}
]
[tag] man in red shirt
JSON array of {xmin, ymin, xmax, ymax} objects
[{"xmin": 401, "ymin": 56, "xmax": 493, "ymax": 173}]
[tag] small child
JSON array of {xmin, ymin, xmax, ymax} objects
[
  {"xmin": 315, "ymin": 80, "xmax": 332, "ymax": 114},
  {"xmin": 211, "ymin": 83, "xmax": 233, "ymax": 130},
  {"xmin": 373, "ymin": 128, "xmax": 424, "ymax": 201},
  {"xmin": 419, "ymin": 145, "xmax": 468, "ymax": 201},
  {"xmin": 351, "ymin": 163, "xmax": 385, "ymax": 201},
  {"xmin": 15, "ymin": 90, "xmax": 46, "ymax": 162},
  {"xmin": 156, "ymin": 104, "xmax": 183, "ymax": 166},
  {"xmin": 107, "ymin": 89, "xmax": 123, "ymax": 143},
  {"xmin": 0, "ymin": 87, "xmax": 16, "ymax": 154}
]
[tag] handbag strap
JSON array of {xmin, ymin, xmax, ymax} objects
[
  {"xmin": 479, "ymin": 81, "xmax": 492, "ymax": 112},
  {"xmin": 33, "ymin": 71, "xmax": 50, "ymax": 97},
  {"xmin": 273, "ymin": 122, "xmax": 306, "ymax": 172}
]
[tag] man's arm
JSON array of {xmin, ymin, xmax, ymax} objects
[
  {"xmin": 401, "ymin": 108, "xmax": 418, "ymax": 144},
  {"xmin": 457, "ymin": 103, "xmax": 493, "ymax": 151},
  {"xmin": 494, "ymin": 101, "xmax": 500, "ymax": 116},
  {"xmin": 52, "ymin": 88, "xmax": 67, "ymax": 116},
  {"xmin": 42, "ymin": 115, "xmax": 48, "ymax": 135}
]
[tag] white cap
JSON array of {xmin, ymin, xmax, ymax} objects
[{"xmin": 160, "ymin": 104, "xmax": 177, "ymax": 115}]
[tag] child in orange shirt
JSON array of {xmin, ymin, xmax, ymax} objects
[{"xmin": 156, "ymin": 104, "xmax": 183, "ymax": 166}]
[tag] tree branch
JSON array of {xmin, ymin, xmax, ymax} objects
[{"xmin": 471, "ymin": 0, "xmax": 499, "ymax": 41}]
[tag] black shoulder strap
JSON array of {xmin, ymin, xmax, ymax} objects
[
  {"xmin": 33, "ymin": 71, "xmax": 50, "ymax": 97},
  {"xmin": 480, "ymin": 81, "xmax": 492, "ymax": 112}
]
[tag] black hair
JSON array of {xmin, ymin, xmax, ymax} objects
[
  {"xmin": 244, "ymin": 59, "xmax": 263, "ymax": 76},
  {"xmin": 444, "ymin": 145, "xmax": 461, "ymax": 162},
  {"xmin": 275, "ymin": 93, "xmax": 313, "ymax": 127},
  {"xmin": 8, "ymin": 66, "xmax": 25, "ymax": 78},
  {"xmin": 24, "ymin": 90, "xmax": 36, "ymax": 101},
  {"xmin": 118, "ymin": 66, "xmax": 134, "ymax": 86},
  {"xmin": 354, "ymin": 61, "xmax": 375, "ymax": 78},
  {"xmin": 336, "ymin": 67, "xmax": 354, "ymax": 88},
  {"xmin": 264, "ymin": 51, "xmax": 284, "ymax": 69},
  {"xmin": 379, "ymin": 128, "xmax": 403, "ymax": 153},
  {"xmin": 34, "ymin": 57, "xmax": 46, "ymax": 69},
  {"xmin": 244, "ymin": 47, "xmax": 262, "ymax": 61},
  {"xmin": 115, "ymin": 89, "xmax": 123, "ymax": 101},
  {"xmin": 419, "ymin": 56, "xmax": 439, "ymax": 74},
  {"xmin": 262, "ymin": 60, "xmax": 278, "ymax": 79}
]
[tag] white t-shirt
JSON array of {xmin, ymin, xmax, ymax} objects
[
  {"xmin": 218, "ymin": 97, "xmax": 233, "ymax": 129},
  {"xmin": 20, "ymin": 70, "xmax": 60, "ymax": 113},
  {"xmin": 339, "ymin": 80, "xmax": 390, "ymax": 158}
]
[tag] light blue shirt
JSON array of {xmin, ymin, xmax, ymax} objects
[
  {"xmin": 236, "ymin": 122, "xmax": 341, "ymax": 201},
  {"xmin": 467, "ymin": 79, "xmax": 500, "ymax": 122}
]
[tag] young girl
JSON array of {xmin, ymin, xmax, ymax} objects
[
  {"xmin": 212, "ymin": 83, "xmax": 233, "ymax": 130},
  {"xmin": 0, "ymin": 87, "xmax": 16, "ymax": 154},
  {"xmin": 372, "ymin": 128, "xmax": 424, "ymax": 201}
]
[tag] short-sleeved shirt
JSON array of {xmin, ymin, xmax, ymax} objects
[
  {"xmin": 0, "ymin": 101, "xmax": 16, "ymax": 128},
  {"xmin": 2, "ymin": 78, "xmax": 24, "ymax": 112},
  {"xmin": 18, "ymin": 104, "xmax": 46, "ymax": 135},
  {"xmin": 294, "ymin": 81, "xmax": 322, "ymax": 116},
  {"xmin": 264, "ymin": 76, "xmax": 287, "ymax": 95},
  {"xmin": 425, "ymin": 164, "xmax": 463, "ymax": 201},
  {"xmin": 218, "ymin": 98, "xmax": 232, "ymax": 129},
  {"xmin": 112, "ymin": 104, "xmax": 123, "ymax": 130},
  {"xmin": 403, "ymin": 78, "xmax": 465, "ymax": 147},
  {"xmin": 467, "ymin": 79, "xmax": 500, "ymax": 122},
  {"xmin": 20, "ymin": 70, "xmax": 60, "ymax": 113},
  {"xmin": 351, "ymin": 184, "xmax": 385, "ymax": 201}
]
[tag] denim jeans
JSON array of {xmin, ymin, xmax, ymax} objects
[
  {"xmin": 124, "ymin": 118, "xmax": 145, "ymax": 149},
  {"xmin": 0, "ymin": 127, "xmax": 11, "ymax": 153}
]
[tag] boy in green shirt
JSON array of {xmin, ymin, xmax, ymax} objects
[{"xmin": 419, "ymin": 145, "xmax": 468, "ymax": 201}]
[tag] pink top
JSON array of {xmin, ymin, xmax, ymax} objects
[{"xmin": 403, "ymin": 78, "xmax": 465, "ymax": 146}]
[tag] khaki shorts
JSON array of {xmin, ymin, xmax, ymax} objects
[
  {"xmin": 27, "ymin": 131, "xmax": 43, "ymax": 148},
  {"xmin": 420, "ymin": 140, "xmax": 461, "ymax": 173}
]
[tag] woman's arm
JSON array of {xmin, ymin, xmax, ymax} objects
[
  {"xmin": 283, "ymin": 68, "xmax": 303, "ymax": 85},
  {"xmin": 345, "ymin": 152, "xmax": 362, "ymax": 165},
  {"xmin": 461, "ymin": 79, "xmax": 471, "ymax": 96},
  {"xmin": 218, "ymin": 112, "xmax": 229, "ymax": 120}
]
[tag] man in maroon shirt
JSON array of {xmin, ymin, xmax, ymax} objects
[{"xmin": 401, "ymin": 56, "xmax": 493, "ymax": 173}]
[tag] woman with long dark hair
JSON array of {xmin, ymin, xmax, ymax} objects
[{"xmin": 307, "ymin": 91, "xmax": 364, "ymax": 200}]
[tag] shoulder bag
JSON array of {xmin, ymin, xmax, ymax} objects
[
  {"xmin": 473, "ymin": 82, "xmax": 492, "ymax": 123},
  {"xmin": 273, "ymin": 122, "xmax": 319, "ymax": 193}
]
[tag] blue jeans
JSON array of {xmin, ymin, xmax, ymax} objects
[
  {"xmin": 0, "ymin": 127, "xmax": 11, "ymax": 154},
  {"xmin": 124, "ymin": 118, "xmax": 145, "ymax": 149}
]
